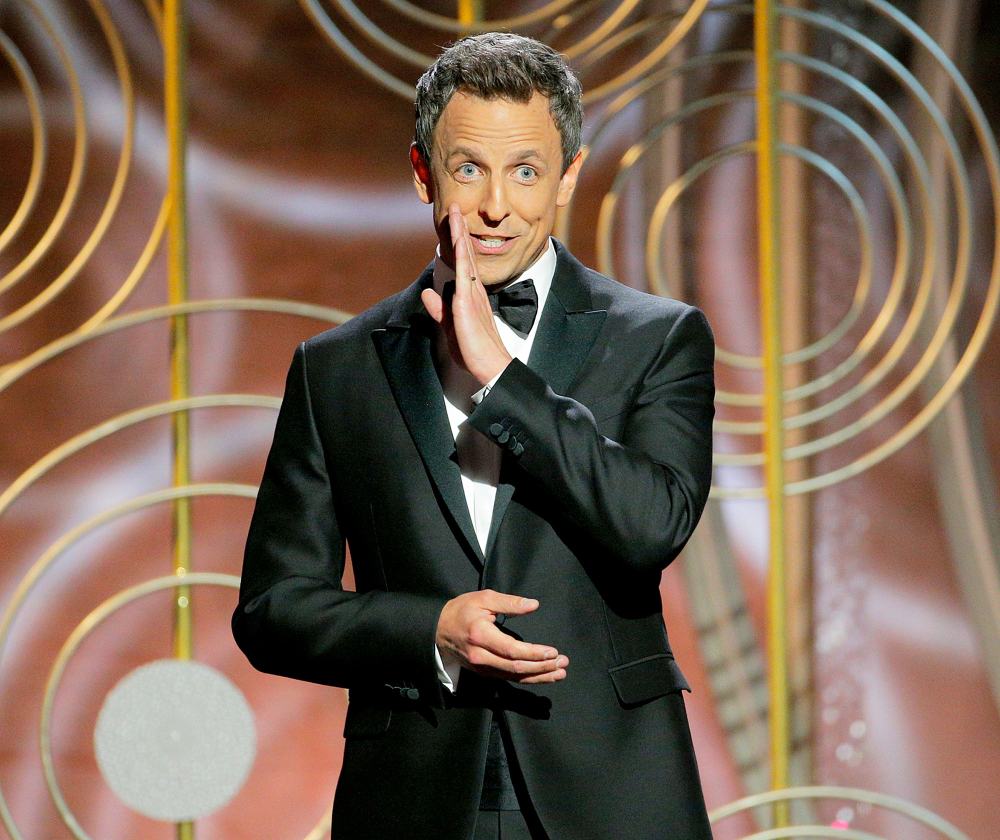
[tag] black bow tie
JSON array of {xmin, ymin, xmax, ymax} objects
[{"xmin": 486, "ymin": 279, "xmax": 538, "ymax": 334}]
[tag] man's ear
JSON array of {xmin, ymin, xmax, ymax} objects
[
  {"xmin": 410, "ymin": 143, "xmax": 433, "ymax": 205},
  {"xmin": 556, "ymin": 146, "xmax": 587, "ymax": 207}
]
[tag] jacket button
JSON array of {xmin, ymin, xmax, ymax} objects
[
  {"xmin": 489, "ymin": 423, "xmax": 504, "ymax": 437},
  {"xmin": 497, "ymin": 430, "xmax": 510, "ymax": 444},
  {"xmin": 511, "ymin": 442, "xmax": 525, "ymax": 456},
  {"xmin": 405, "ymin": 688, "xmax": 420, "ymax": 701}
]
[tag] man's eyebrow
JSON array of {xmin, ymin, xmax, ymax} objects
[
  {"xmin": 510, "ymin": 149, "xmax": 545, "ymax": 162},
  {"xmin": 443, "ymin": 147, "xmax": 547, "ymax": 164},
  {"xmin": 444, "ymin": 146, "xmax": 482, "ymax": 162}
]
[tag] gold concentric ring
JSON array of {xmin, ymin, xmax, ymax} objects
[
  {"xmin": 560, "ymin": 2, "xmax": 998, "ymax": 498},
  {"xmin": 591, "ymin": 83, "xmax": 923, "ymax": 424},
  {"xmin": 708, "ymin": 784, "xmax": 970, "ymax": 839},
  {"xmin": 35, "ymin": 572, "xmax": 327, "ymax": 840},
  {"xmin": 0, "ymin": 298, "xmax": 350, "ymax": 835},
  {"xmin": 0, "ymin": 0, "xmax": 137, "ymax": 334},
  {"xmin": 2, "ymin": 487, "xmax": 333, "ymax": 839},
  {"xmin": 0, "ymin": 30, "xmax": 47, "ymax": 255},
  {"xmin": 381, "ymin": 0, "xmax": 576, "ymax": 33},
  {"xmin": 0, "ymin": 0, "xmax": 88, "ymax": 300},
  {"xmin": 296, "ymin": 0, "xmax": 710, "ymax": 105},
  {"xmin": 0, "ymin": 297, "xmax": 352, "ymax": 391}
]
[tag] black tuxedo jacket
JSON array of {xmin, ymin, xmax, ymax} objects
[{"xmin": 233, "ymin": 242, "xmax": 715, "ymax": 839}]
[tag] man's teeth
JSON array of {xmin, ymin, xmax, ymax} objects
[{"xmin": 478, "ymin": 237, "xmax": 505, "ymax": 248}]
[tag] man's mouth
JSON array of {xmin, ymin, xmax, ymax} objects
[{"xmin": 470, "ymin": 234, "xmax": 516, "ymax": 255}]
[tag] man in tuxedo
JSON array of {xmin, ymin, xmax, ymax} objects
[{"xmin": 233, "ymin": 32, "xmax": 715, "ymax": 839}]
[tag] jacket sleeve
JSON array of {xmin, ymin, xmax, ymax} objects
[
  {"xmin": 232, "ymin": 343, "xmax": 448, "ymax": 702},
  {"xmin": 467, "ymin": 305, "xmax": 715, "ymax": 576}
]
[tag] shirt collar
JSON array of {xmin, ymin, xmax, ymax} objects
[{"xmin": 432, "ymin": 237, "xmax": 556, "ymax": 321}]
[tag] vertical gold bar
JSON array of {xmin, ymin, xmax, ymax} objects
[
  {"xmin": 778, "ymin": 0, "xmax": 813, "ymax": 792},
  {"xmin": 165, "ymin": 0, "xmax": 194, "ymax": 837},
  {"xmin": 754, "ymin": 0, "xmax": 790, "ymax": 821},
  {"xmin": 165, "ymin": 0, "xmax": 191, "ymax": 660},
  {"xmin": 457, "ymin": 0, "xmax": 483, "ymax": 27}
]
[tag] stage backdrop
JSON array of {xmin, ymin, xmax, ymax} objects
[{"xmin": 1, "ymin": 1, "xmax": 998, "ymax": 838}]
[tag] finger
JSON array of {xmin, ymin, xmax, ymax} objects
[
  {"xmin": 473, "ymin": 622, "xmax": 562, "ymax": 663},
  {"xmin": 462, "ymin": 217, "xmax": 482, "ymax": 294},
  {"xmin": 449, "ymin": 205, "xmax": 479, "ymax": 291},
  {"xmin": 466, "ymin": 647, "xmax": 567, "ymax": 677},
  {"xmin": 420, "ymin": 288, "xmax": 444, "ymax": 323},
  {"xmin": 448, "ymin": 203, "xmax": 464, "ymax": 253},
  {"xmin": 448, "ymin": 207, "xmax": 470, "ymax": 311},
  {"xmin": 461, "ymin": 214, "xmax": 477, "ymax": 277},
  {"xmin": 449, "ymin": 205, "xmax": 468, "ymax": 278},
  {"xmin": 478, "ymin": 590, "xmax": 541, "ymax": 616},
  {"xmin": 518, "ymin": 667, "xmax": 568, "ymax": 684}
]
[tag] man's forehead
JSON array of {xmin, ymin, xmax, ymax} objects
[
  {"xmin": 432, "ymin": 91, "xmax": 560, "ymax": 150},
  {"xmin": 448, "ymin": 88, "xmax": 547, "ymax": 107},
  {"xmin": 442, "ymin": 144, "xmax": 546, "ymax": 162}
]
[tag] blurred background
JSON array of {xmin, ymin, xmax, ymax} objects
[{"xmin": 1, "ymin": 0, "xmax": 998, "ymax": 837}]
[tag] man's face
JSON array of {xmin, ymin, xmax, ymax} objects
[{"xmin": 411, "ymin": 91, "xmax": 583, "ymax": 287}]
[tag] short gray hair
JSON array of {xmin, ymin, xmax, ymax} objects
[{"xmin": 414, "ymin": 33, "xmax": 583, "ymax": 172}]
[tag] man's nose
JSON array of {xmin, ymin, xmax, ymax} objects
[{"xmin": 479, "ymin": 175, "xmax": 510, "ymax": 225}]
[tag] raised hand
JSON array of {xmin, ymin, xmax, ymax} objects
[
  {"xmin": 436, "ymin": 589, "xmax": 569, "ymax": 684},
  {"xmin": 420, "ymin": 204, "xmax": 513, "ymax": 385}
]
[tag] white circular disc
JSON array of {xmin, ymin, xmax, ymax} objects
[{"xmin": 94, "ymin": 659, "xmax": 256, "ymax": 821}]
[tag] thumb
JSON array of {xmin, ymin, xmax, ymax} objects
[{"xmin": 421, "ymin": 288, "xmax": 444, "ymax": 323}]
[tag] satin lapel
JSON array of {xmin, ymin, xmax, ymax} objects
[
  {"xmin": 484, "ymin": 244, "xmax": 608, "ymax": 558},
  {"xmin": 372, "ymin": 279, "xmax": 484, "ymax": 568},
  {"xmin": 525, "ymin": 277, "xmax": 607, "ymax": 396}
]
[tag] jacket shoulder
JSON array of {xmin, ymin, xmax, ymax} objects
[
  {"xmin": 580, "ymin": 264, "xmax": 709, "ymax": 338},
  {"xmin": 554, "ymin": 240, "xmax": 703, "ymax": 328},
  {"xmin": 301, "ymin": 277, "xmax": 426, "ymax": 355}
]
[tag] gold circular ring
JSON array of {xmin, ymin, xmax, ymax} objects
[
  {"xmin": 708, "ymin": 784, "xmax": 970, "ymax": 839},
  {"xmin": 297, "ymin": 0, "xmax": 710, "ymax": 105},
  {"xmin": 0, "ymin": 0, "xmax": 137, "ymax": 336},
  {"xmin": 559, "ymin": 4, "xmax": 998, "ymax": 498}
]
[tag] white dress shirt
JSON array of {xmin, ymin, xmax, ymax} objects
[{"xmin": 431, "ymin": 238, "xmax": 557, "ymax": 691}]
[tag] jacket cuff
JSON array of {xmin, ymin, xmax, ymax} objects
[{"xmin": 468, "ymin": 359, "xmax": 548, "ymax": 459}]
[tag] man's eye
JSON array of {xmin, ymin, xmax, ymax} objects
[
  {"xmin": 517, "ymin": 166, "xmax": 536, "ymax": 180},
  {"xmin": 458, "ymin": 164, "xmax": 478, "ymax": 177}
]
